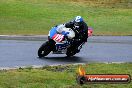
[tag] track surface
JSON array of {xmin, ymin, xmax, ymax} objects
[{"xmin": 0, "ymin": 36, "xmax": 132, "ymax": 67}]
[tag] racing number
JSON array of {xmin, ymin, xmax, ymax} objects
[{"xmin": 52, "ymin": 34, "xmax": 64, "ymax": 42}]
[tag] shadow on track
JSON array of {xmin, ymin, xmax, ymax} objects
[{"xmin": 38, "ymin": 56, "xmax": 86, "ymax": 63}]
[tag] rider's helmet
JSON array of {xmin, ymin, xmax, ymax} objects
[{"xmin": 74, "ymin": 16, "xmax": 84, "ymax": 27}]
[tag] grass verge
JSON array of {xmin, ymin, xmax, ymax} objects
[
  {"xmin": 0, "ymin": 63, "xmax": 132, "ymax": 88},
  {"xmin": 0, "ymin": 0, "xmax": 132, "ymax": 35}
]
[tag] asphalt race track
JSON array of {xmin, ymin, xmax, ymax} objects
[{"xmin": 0, "ymin": 36, "xmax": 132, "ymax": 68}]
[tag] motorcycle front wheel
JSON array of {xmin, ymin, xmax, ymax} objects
[{"xmin": 38, "ymin": 41, "xmax": 52, "ymax": 58}]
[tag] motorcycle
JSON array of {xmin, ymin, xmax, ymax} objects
[{"xmin": 38, "ymin": 27, "xmax": 93, "ymax": 58}]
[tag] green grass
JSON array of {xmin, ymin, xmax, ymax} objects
[
  {"xmin": 0, "ymin": 0, "xmax": 132, "ymax": 35},
  {"xmin": 0, "ymin": 63, "xmax": 132, "ymax": 88}
]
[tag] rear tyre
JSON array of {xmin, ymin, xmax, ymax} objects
[
  {"xmin": 66, "ymin": 47, "xmax": 76, "ymax": 57},
  {"xmin": 38, "ymin": 41, "xmax": 52, "ymax": 58}
]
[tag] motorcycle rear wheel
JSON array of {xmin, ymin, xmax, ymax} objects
[{"xmin": 66, "ymin": 47, "xmax": 76, "ymax": 57}]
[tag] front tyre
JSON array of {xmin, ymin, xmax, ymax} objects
[{"xmin": 38, "ymin": 41, "xmax": 52, "ymax": 58}]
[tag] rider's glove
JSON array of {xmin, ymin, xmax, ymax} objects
[{"xmin": 61, "ymin": 31, "xmax": 69, "ymax": 36}]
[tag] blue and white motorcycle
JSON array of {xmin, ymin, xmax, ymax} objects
[{"xmin": 38, "ymin": 27, "xmax": 93, "ymax": 58}]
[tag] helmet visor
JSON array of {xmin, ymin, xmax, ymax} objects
[{"xmin": 74, "ymin": 22, "xmax": 83, "ymax": 26}]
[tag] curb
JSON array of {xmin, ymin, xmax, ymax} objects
[
  {"xmin": 0, "ymin": 35, "xmax": 132, "ymax": 44},
  {"xmin": 89, "ymin": 36, "xmax": 132, "ymax": 44},
  {"xmin": 0, "ymin": 35, "xmax": 48, "ymax": 41},
  {"xmin": 0, "ymin": 62, "xmax": 127, "ymax": 70}
]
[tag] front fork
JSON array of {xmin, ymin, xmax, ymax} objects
[{"xmin": 47, "ymin": 37, "xmax": 56, "ymax": 51}]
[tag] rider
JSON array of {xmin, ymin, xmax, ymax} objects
[
  {"xmin": 49, "ymin": 16, "xmax": 89, "ymax": 52},
  {"xmin": 65, "ymin": 16, "xmax": 88, "ymax": 43}
]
